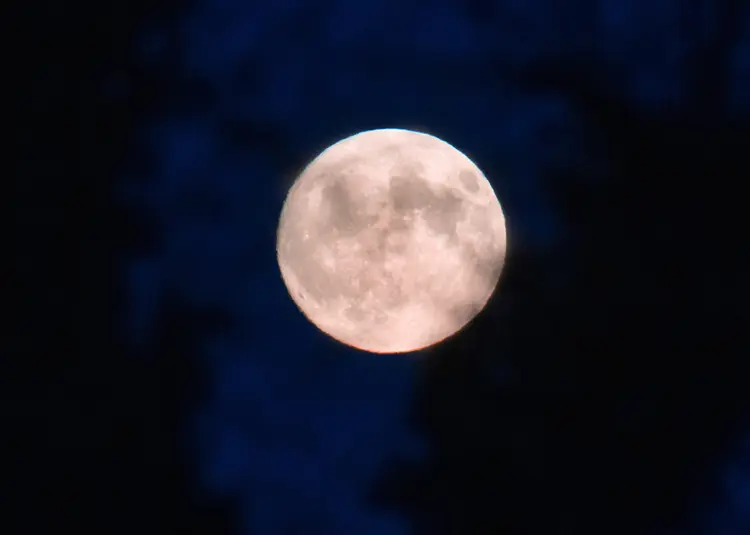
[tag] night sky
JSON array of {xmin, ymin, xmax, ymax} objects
[{"xmin": 13, "ymin": 0, "xmax": 750, "ymax": 534}]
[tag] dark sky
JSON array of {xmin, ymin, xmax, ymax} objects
[{"xmin": 13, "ymin": 0, "xmax": 750, "ymax": 534}]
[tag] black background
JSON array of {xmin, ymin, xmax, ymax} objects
[{"xmin": 12, "ymin": 1, "xmax": 750, "ymax": 534}]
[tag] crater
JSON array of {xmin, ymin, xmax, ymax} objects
[
  {"xmin": 389, "ymin": 168, "xmax": 433, "ymax": 213},
  {"xmin": 423, "ymin": 188, "xmax": 467, "ymax": 239},
  {"xmin": 321, "ymin": 178, "xmax": 375, "ymax": 235},
  {"xmin": 344, "ymin": 304, "xmax": 367, "ymax": 322},
  {"xmin": 458, "ymin": 169, "xmax": 479, "ymax": 193},
  {"xmin": 387, "ymin": 214, "xmax": 412, "ymax": 233}
]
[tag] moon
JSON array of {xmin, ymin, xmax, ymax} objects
[{"xmin": 276, "ymin": 128, "xmax": 507, "ymax": 354}]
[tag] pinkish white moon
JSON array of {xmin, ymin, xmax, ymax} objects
[{"xmin": 276, "ymin": 128, "xmax": 507, "ymax": 354}]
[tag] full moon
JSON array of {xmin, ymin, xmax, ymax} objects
[{"xmin": 276, "ymin": 128, "xmax": 507, "ymax": 354}]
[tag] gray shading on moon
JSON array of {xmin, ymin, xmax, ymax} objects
[{"xmin": 276, "ymin": 128, "xmax": 507, "ymax": 354}]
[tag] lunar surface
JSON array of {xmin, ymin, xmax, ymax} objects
[{"xmin": 276, "ymin": 128, "xmax": 507, "ymax": 354}]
